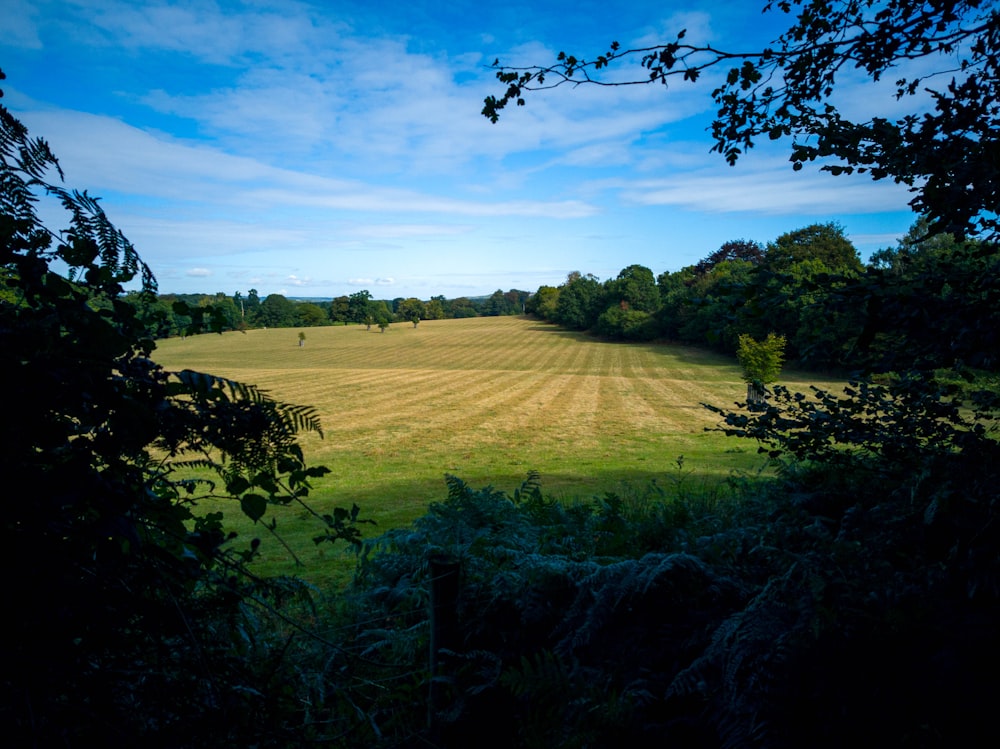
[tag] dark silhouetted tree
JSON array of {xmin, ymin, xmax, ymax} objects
[{"xmin": 693, "ymin": 238, "xmax": 765, "ymax": 274}]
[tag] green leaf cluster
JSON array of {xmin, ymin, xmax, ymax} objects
[
  {"xmin": 736, "ymin": 332, "xmax": 786, "ymax": 385},
  {"xmin": 737, "ymin": 332, "xmax": 786, "ymax": 405}
]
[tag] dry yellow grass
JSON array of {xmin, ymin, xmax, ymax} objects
[{"xmin": 153, "ymin": 316, "xmax": 839, "ymax": 581}]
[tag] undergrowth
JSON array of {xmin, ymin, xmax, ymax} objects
[{"xmin": 301, "ymin": 371, "xmax": 1000, "ymax": 748}]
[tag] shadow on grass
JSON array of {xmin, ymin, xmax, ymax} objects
[
  {"xmin": 523, "ymin": 317, "xmax": 847, "ymax": 384},
  {"xmin": 246, "ymin": 457, "xmax": 774, "ymax": 587},
  {"xmin": 522, "ymin": 319, "xmax": 739, "ymax": 366}
]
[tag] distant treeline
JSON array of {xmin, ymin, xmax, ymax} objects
[
  {"xmin": 527, "ymin": 220, "xmax": 1000, "ymax": 374},
  {"xmin": 125, "ymin": 287, "xmax": 532, "ymax": 338},
  {"xmin": 124, "ymin": 218, "xmax": 999, "ymax": 377}
]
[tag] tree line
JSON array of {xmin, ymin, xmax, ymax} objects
[
  {"xmin": 125, "ymin": 286, "xmax": 533, "ymax": 338},
  {"xmin": 528, "ymin": 219, "xmax": 1000, "ymax": 375}
]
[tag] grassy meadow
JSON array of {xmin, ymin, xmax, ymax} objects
[{"xmin": 153, "ymin": 316, "xmax": 839, "ymax": 583}]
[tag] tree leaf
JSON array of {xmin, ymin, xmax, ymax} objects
[{"xmin": 240, "ymin": 493, "xmax": 267, "ymax": 522}]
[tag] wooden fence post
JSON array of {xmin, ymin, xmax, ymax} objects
[{"xmin": 428, "ymin": 553, "xmax": 461, "ymax": 731}]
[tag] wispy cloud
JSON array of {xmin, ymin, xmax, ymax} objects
[
  {"xmin": 7, "ymin": 0, "xmax": 919, "ymax": 296},
  {"xmin": 75, "ymin": 0, "xmax": 335, "ymax": 66},
  {"xmin": 6, "ymin": 0, "xmax": 44, "ymax": 48},
  {"xmin": 616, "ymin": 165, "xmax": 915, "ymax": 215},
  {"xmin": 17, "ymin": 108, "xmax": 601, "ymax": 220}
]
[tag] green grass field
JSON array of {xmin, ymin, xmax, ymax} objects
[{"xmin": 153, "ymin": 316, "xmax": 838, "ymax": 583}]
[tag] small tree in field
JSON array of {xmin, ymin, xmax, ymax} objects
[
  {"xmin": 397, "ymin": 297, "xmax": 425, "ymax": 328},
  {"xmin": 298, "ymin": 330, "xmax": 306, "ymax": 346},
  {"xmin": 737, "ymin": 333, "xmax": 786, "ymax": 407}
]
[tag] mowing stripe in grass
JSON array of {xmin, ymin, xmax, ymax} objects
[{"xmin": 153, "ymin": 316, "xmax": 841, "ymax": 584}]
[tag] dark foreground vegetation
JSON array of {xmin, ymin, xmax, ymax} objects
[{"xmin": 4, "ymin": 1, "xmax": 1000, "ymax": 745}]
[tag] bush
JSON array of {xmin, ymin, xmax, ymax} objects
[{"xmin": 594, "ymin": 305, "xmax": 659, "ymax": 341}]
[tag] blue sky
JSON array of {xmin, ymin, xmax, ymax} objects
[{"xmin": 4, "ymin": 0, "xmax": 920, "ymax": 298}]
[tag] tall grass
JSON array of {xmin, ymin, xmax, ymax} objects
[{"xmin": 153, "ymin": 316, "xmax": 839, "ymax": 583}]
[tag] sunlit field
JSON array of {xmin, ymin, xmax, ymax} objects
[{"xmin": 154, "ymin": 316, "xmax": 839, "ymax": 583}]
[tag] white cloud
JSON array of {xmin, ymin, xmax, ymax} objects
[
  {"xmin": 186, "ymin": 267, "xmax": 212, "ymax": 277},
  {"xmin": 243, "ymin": 187, "xmax": 597, "ymax": 218},
  {"xmin": 601, "ymin": 139, "xmax": 916, "ymax": 216},
  {"xmin": 619, "ymin": 171, "xmax": 913, "ymax": 215},
  {"xmin": 345, "ymin": 223, "xmax": 474, "ymax": 239},
  {"xmin": 16, "ymin": 108, "xmax": 602, "ymax": 222},
  {"xmin": 74, "ymin": 0, "xmax": 337, "ymax": 67},
  {"xmin": 5, "ymin": 0, "xmax": 44, "ymax": 48},
  {"xmin": 850, "ymin": 232, "xmax": 906, "ymax": 251}
]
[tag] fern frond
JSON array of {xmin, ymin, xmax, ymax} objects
[
  {"xmin": 556, "ymin": 552, "xmax": 743, "ymax": 658},
  {"xmin": 166, "ymin": 457, "xmax": 222, "ymax": 471},
  {"xmin": 173, "ymin": 368, "xmax": 269, "ymax": 403},
  {"xmin": 499, "ymin": 649, "xmax": 569, "ymax": 698},
  {"xmin": 512, "ymin": 469, "xmax": 543, "ymax": 504},
  {"xmin": 278, "ymin": 402, "xmax": 324, "ymax": 439},
  {"xmin": 0, "ymin": 102, "xmax": 63, "ymax": 181},
  {"xmin": 444, "ymin": 473, "xmax": 471, "ymax": 502}
]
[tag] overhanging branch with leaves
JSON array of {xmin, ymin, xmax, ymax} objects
[{"xmin": 484, "ymin": 0, "xmax": 1000, "ymax": 239}]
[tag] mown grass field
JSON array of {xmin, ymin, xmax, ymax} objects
[{"xmin": 153, "ymin": 316, "xmax": 838, "ymax": 584}]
